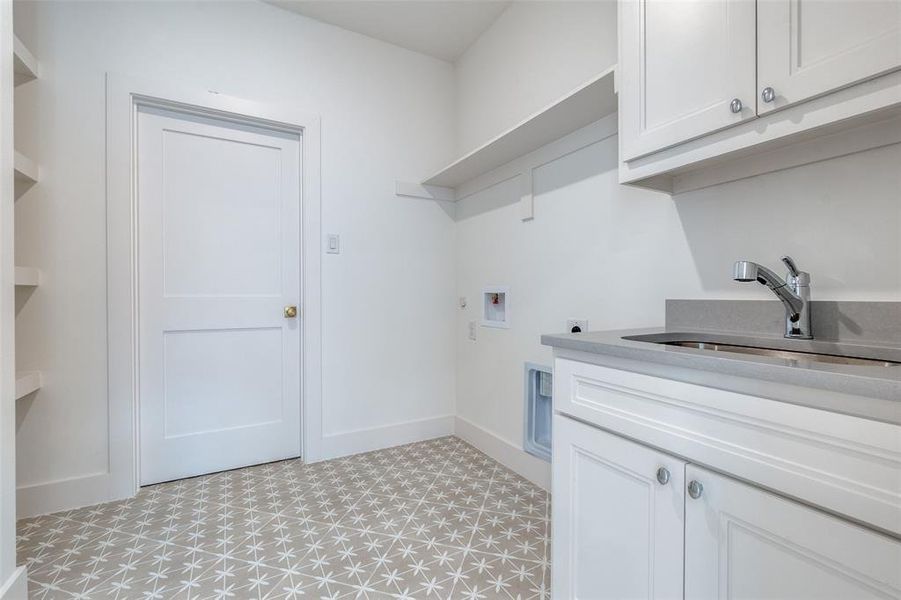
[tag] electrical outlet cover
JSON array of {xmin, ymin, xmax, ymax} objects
[{"xmin": 567, "ymin": 318, "xmax": 588, "ymax": 333}]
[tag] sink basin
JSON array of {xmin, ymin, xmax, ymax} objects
[{"xmin": 660, "ymin": 341, "xmax": 900, "ymax": 367}]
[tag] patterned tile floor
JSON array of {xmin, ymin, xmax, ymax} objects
[{"xmin": 17, "ymin": 436, "xmax": 551, "ymax": 599}]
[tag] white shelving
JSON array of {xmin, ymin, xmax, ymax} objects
[
  {"xmin": 15, "ymin": 371, "xmax": 41, "ymax": 401},
  {"xmin": 423, "ymin": 67, "xmax": 616, "ymax": 191},
  {"xmin": 14, "ymin": 266, "xmax": 41, "ymax": 287},
  {"xmin": 14, "ymin": 150, "xmax": 38, "ymax": 186},
  {"xmin": 13, "ymin": 35, "xmax": 38, "ymax": 86},
  {"xmin": 12, "ymin": 34, "xmax": 43, "ymax": 408}
]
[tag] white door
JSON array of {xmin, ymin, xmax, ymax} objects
[
  {"xmin": 552, "ymin": 415, "xmax": 685, "ymax": 600},
  {"xmin": 685, "ymin": 464, "xmax": 901, "ymax": 599},
  {"xmin": 757, "ymin": 0, "xmax": 901, "ymax": 114},
  {"xmin": 137, "ymin": 106, "xmax": 302, "ymax": 486},
  {"xmin": 619, "ymin": 0, "xmax": 757, "ymax": 160}
]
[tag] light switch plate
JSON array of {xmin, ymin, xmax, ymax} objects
[
  {"xmin": 468, "ymin": 321, "xmax": 477, "ymax": 341},
  {"xmin": 326, "ymin": 234, "xmax": 340, "ymax": 254}
]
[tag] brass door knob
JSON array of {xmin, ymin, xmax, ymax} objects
[{"xmin": 284, "ymin": 305, "xmax": 298, "ymax": 318}]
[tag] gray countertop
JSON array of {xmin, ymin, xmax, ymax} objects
[{"xmin": 541, "ymin": 327, "xmax": 901, "ymax": 421}]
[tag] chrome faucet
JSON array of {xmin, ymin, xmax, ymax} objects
[{"xmin": 733, "ymin": 256, "xmax": 812, "ymax": 339}]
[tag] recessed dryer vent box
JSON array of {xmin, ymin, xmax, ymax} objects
[
  {"xmin": 524, "ymin": 362, "xmax": 552, "ymax": 462},
  {"xmin": 482, "ymin": 286, "xmax": 509, "ymax": 328}
]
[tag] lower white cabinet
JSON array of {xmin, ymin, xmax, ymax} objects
[
  {"xmin": 685, "ymin": 464, "xmax": 901, "ymax": 600},
  {"xmin": 552, "ymin": 413, "xmax": 901, "ymax": 600},
  {"xmin": 552, "ymin": 414, "xmax": 685, "ymax": 600}
]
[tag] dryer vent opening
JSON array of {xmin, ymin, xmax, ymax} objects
[{"xmin": 524, "ymin": 363, "xmax": 552, "ymax": 462}]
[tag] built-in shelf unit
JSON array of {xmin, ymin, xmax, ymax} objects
[
  {"xmin": 15, "ymin": 371, "xmax": 42, "ymax": 401},
  {"xmin": 12, "ymin": 34, "xmax": 42, "ymax": 404},
  {"xmin": 396, "ymin": 66, "xmax": 617, "ymax": 219}
]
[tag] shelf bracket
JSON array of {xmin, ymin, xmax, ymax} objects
[
  {"xmin": 519, "ymin": 169, "xmax": 534, "ymax": 221},
  {"xmin": 395, "ymin": 181, "xmax": 456, "ymax": 202}
]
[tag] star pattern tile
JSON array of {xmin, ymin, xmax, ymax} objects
[{"xmin": 17, "ymin": 436, "xmax": 551, "ymax": 599}]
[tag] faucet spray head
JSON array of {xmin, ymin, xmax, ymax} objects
[
  {"xmin": 731, "ymin": 257, "xmax": 812, "ymax": 339},
  {"xmin": 733, "ymin": 261, "xmax": 759, "ymax": 283}
]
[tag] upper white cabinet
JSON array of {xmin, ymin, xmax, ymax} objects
[
  {"xmin": 619, "ymin": 0, "xmax": 756, "ymax": 160},
  {"xmin": 758, "ymin": 0, "xmax": 901, "ymax": 114},
  {"xmin": 685, "ymin": 465, "xmax": 901, "ymax": 599},
  {"xmin": 619, "ymin": 0, "xmax": 901, "ymax": 193}
]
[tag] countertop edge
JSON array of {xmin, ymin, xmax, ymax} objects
[{"xmin": 540, "ymin": 328, "xmax": 901, "ymax": 422}]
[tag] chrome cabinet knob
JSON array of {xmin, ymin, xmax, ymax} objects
[
  {"xmin": 761, "ymin": 87, "xmax": 776, "ymax": 103},
  {"xmin": 656, "ymin": 467, "xmax": 671, "ymax": 485},
  {"xmin": 730, "ymin": 98, "xmax": 743, "ymax": 113},
  {"xmin": 688, "ymin": 480, "xmax": 704, "ymax": 499}
]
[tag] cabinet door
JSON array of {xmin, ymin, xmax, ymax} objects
[
  {"xmin": 758, "ymin": 0, "xmax": 901, "ymax": 114},
  {"xmin": 685, "ymin": 465, "xmax": 901, "ymax": 599},
  {"xmin": 552, "ymin": 415, "xmax": 685, "ymax": 600},
  {"xmin": 619, "ymin": 0, "xmax": 756, "ymax": 160}
]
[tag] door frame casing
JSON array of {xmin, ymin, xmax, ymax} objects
[{"xmin": 106, "ymin": 73, "xmax": 323, "ymax": 500}]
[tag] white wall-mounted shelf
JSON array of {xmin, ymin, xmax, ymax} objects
[
  {"xmin": 397, "ymin": 67, "xmax": 617, "ymax": 220},
  {"xmin": 14, "ymin": 150, "xmax": 38, "ymax": 186},
  {"xmin": 14, "ymin": 267, "xmax": 41, "ymax": 287},
  {"xmin": 424, "ymin": 66, "xmax": 616, "ymax": 191},
  {"xmin": 13, "ymin": 35, "xmax": 38, "ymax": 86},
  {"xmin": 15, "ymin": 371, "xmax": 41, "ymax": 401}
]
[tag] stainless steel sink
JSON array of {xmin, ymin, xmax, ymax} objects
[{"xmin": 662, "ymin": 341, "xmax": 901, "ymax": 367}]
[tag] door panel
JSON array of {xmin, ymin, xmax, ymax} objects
[
  {"xmin": 685, "ymin": 465, "xmax": 901, "ymax": 599},
  {"xmin": 758, "ymin": 0, "xmax": 901, "ymax": 114},
  {"xmin": 161, "ymin": 129, "xmax": 282, "ymax": 296},
  {"xmin": 620, "ymin": 0, "xmax": 757, "ymax": 160},
  {"xmin": 162, "ymin": 328, "xmax": 284, "ymax": 437},
  {"xmin": 552, "ymin": 415, "xmax": 685, "ymax": 600},
  {"xmin": 138, "ymin": 106, "xmax": 301, "ymax": 485}
]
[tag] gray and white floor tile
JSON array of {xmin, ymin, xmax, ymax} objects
[{"xmin": 18, "ymin": 436, "xmax": 551, "ymax": 599}]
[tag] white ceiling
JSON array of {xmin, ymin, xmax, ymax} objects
[{"xmin": 266, "ymin": 1, "xmax": 512, "ymax": 62}]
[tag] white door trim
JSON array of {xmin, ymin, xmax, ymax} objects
[{"xmin": 106, "ymin": 72, "xmax": 323, "ymax": 502}]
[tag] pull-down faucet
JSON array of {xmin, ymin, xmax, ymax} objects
[{"xmin": 733, "ymin": 256, "xmax": 812, "ymax": 339}]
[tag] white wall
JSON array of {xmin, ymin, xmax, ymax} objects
[
  {"xmin": 455, "ymin": 137, "xmax": 901, "ymax": 487},
  {"xmin": 11, "ymin": 0, "xmax": 901, "ymax": 519},
  {"xmin": 453, "ymin": 1, "xmax": 617, "ymax": 154},
  {"xmin": 451, "ymin": 0, "xmax": 901, "ymax": 487},
  {"xmin": 13, "ymin": 0, "xmax": 457, "ymax": 516}
]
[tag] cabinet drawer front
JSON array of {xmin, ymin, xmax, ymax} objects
[
  {"xmin": 685, "ymin": 465, "xmax": 901, "ymax": 599},
  {"xmin": 552, "ymin": 414, "xmax": 685, "ymax": 600},
  {"xmin": 619, "ymin": 0, "xmax": 757, "ymax": 160},
  {"xmin": 554, "ymin": 358, "xmax": 901, "ymax": 535},
  {"xmin": 758, "ymin": 0, "xmax": 901, "ymax": 114}
]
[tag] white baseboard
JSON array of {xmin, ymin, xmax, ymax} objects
[
  {"xmin": 0, "ymin": 566, "xmax": 27, "ymax": 600},
  {"xmin": 318, "ymin": 415, "xmax": 455, "ymax": 461},
  {"xmin": 14, "ymin": 416, "xmax": 546, "ymax": 518},
  {"xmin": 454, "ymin": 416, "xmax": 551, "ymax": 491},
  {"xmin": 17, "ymin": 472, "xmax": 116, "ymax": 519}
]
